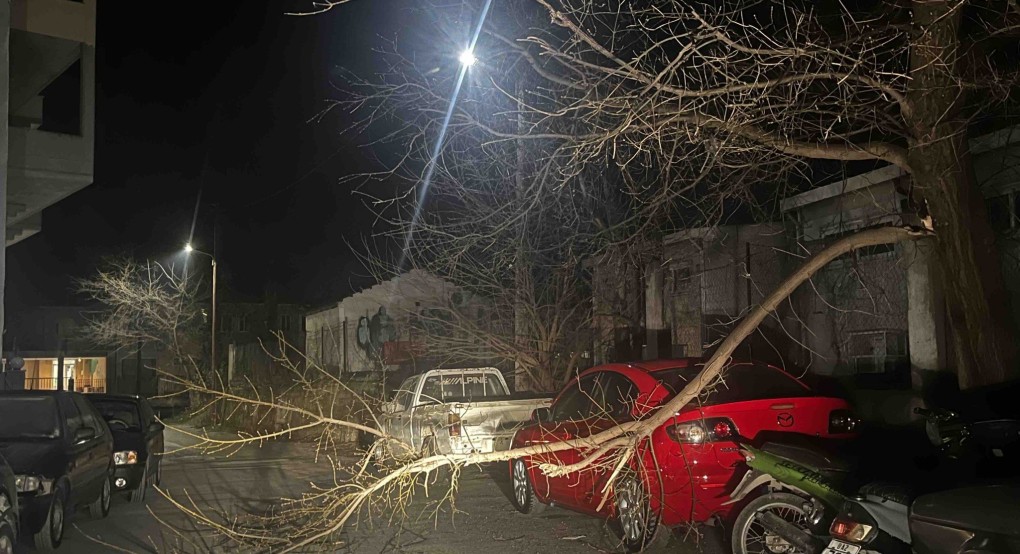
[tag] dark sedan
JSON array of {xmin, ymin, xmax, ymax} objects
[
  {"xmin": 85, "ymin": 394, "xmax": 164, "ymax": 502},
  {"xmin": 0, "ymin": 390, "xmax": 114, "ymax": 551}
]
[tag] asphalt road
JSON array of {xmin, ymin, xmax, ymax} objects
[{"xmin": 16, "ymin": 427, "xmax": 722, "ymax": 553}]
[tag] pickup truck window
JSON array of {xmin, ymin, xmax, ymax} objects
[
  {"xmin": 421, "ymin": 373, "xmax": 505, "ymax": 402},
  {"xmin": 393, "ymin": 376, "xmax": 421, "ymax": 411}
]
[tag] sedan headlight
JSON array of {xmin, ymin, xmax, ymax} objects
[
  {"xmin": 113, "ymin": 450, "xmax": 138, "ymax": 465},
  {"xmin": 15, "ymin": 474, "xmax": 41, "ymax": 493}
]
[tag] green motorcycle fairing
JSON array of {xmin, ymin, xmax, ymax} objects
[{"xmin": 742, "ymin": 445, "xmax": 848, "ymax": 508}]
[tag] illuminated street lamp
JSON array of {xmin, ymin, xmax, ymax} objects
[
  {"xmin": 184, "ymin": 243, "xmax": 218, "ymax": 383},
  {"xmin": 458, "ymin": 49, "xmax": 477, "ymax": 67}
]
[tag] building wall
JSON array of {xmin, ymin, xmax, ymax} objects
[{"xmin": 305, "ymin": 270, "xmax": 481, "ymax": 375}]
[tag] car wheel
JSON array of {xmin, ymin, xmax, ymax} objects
[
  {"xmin": 130, "ymin": 461, "xmax": 149, "ymax": 503},
  {"xmin": 510, "ymin": 458, "xmax": 547, "ymax": 514},
  {"xmin": 154, "ymin": 457, "xmax": 162, "ymax": 487},
  {"xmin": 612, "ymin": 474, "xmax": 662, "ymax": 553},
  {"xmin": 731, "ymin": 492, "xmax": 810, "ymax": 554},
  {"xmin": 420, "ymin": 436, "xmax": 451, "ymax": 488},
  {"xmin": 0, "ymin": 520, "xmax": 13, "ymax": 554},
  {"xmin": 0, "ymin": 493, "xmax": 14, "ymax": 554},
  {"xmin": 89, "ymin": 476, "xmax": 112, "ymax": 519},
  {"xmin": 33, "ymin": 489, "xmax": 65, "ymax": 551}
]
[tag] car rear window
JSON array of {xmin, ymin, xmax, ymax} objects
[
  {"xmin": 654, "ymin": 363, "xmax": 811, "ymax": 405},
  {"xmin": 89, "ymin": 399, "xmax": 142, "ymax": 430},
  {"xmin": 0, "ymin": 396, "xmax": 61, "ymax": 439}
]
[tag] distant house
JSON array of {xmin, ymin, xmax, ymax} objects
[
  {"xmin": 216, "ymin": 299, "xmax": 308, "ymax": 383},
  {"xmin": 2, "ymin": 306, "xmax": 169, "ymax": 400},
  {"xmin": 304, "ymin": 269, "xmax": 493, "ymax": 379},
  {"xmin": 591, "ymin": 223, "xmax": 792, "ymax": 367}
]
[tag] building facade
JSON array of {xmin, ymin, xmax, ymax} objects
[{"xmin": 2, "ymin": 0, "xmax": 97, "ymax": 333}]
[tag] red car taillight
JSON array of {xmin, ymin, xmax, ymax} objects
[
  {"xmin": 829, "ymin": 409, "xmax": 860, "ymax": 434},
  {"xmin": 448, "ymin": 413, "xmax": 462, "ymax": 437},
  {"xmin": 665, "ymin": 418, "xmax": 737, "ymax": 444},
  {"xmin": 830, "ymin": 514, "xmax": 876, "ymax": 543}
]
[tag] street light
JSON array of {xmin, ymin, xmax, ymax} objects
[
  {"xmin": 458, "ymin": 49, "xmax": 477, "ymax": 67},
  {"xmin": 184, "ymin": 243, "xmax": 218, "ymax": 386}
]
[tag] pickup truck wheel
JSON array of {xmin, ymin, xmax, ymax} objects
[
  {"xmin": 89, "ymin": 476, "xmax": 112, "ymax": 519},
  {"xmin": 510, "ymin": 459, "xmax": 546, "ymax": 514},
  {"xmin": 421, "ymin": 437, "xmax": 452, "ymax": 488},
  {"xmin": 33, "ymin": 489, "xmax": 65, "ymax": 551}
]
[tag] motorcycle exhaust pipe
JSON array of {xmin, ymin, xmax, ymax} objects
[{"xmin": 757, "ymin": 512, "xmax": 823, "ymax": 553}]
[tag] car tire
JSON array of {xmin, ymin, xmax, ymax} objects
[
  {"xmin": 130, "ymin": 461, "xmax": 149, "ymax": 503},
  {"xmin": 33, "ymin": 489, "xmax": 65, "ymax": 551},
  {"xmin": 0, "ymin": 492, "xmax": 14, "ymax": 554},
  {"xmin": 89, "ymin": 476, "xmax": 112, "ymax": 519},
  {"xmin": 731, "ymin": 492, "xmax": 809, "ymax": 554},
  {"xmin": 611, "ymin": 474, "xmax": 662, "ymax": 553},
  {"xmin": 510, "ymin": 458, "xmax": 547, "ymax": 514}
]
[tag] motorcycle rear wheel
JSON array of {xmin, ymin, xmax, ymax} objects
[{"xmin": 732, "ymin": 492, "xmax": 810, "ymax": 554}]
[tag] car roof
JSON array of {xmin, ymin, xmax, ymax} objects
[
  {"xmin": 0, "ymin": 389, "xmax": 77, "ymax": 397},
  {"xmin": 86, "ymin": 393, "xmax": 142, "ymax": 402},
  {"xmin": 578, "ymin": 358, "xmax": 804, "ymax": 384}
]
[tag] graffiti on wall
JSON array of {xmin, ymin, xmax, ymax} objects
[{"xmin": 355, "ymin": 306, "xmax": 396, "ymax": 354}]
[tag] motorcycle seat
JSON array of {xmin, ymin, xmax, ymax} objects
[
  {"xmin": 910, "ymin": 485, "xmax": 1020, "ymax": 538},
  {"xmin": 761, "ymin": 441, "xmax": 853, "ymax": 473}
]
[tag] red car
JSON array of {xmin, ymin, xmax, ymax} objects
[{"xmin": 508, "ymin": 359, "xmax": 858, "ymax": 552}]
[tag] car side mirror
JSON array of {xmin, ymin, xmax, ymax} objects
[
  {"xmin": 149, "ymin": 421, "xmax": 165, "ymax": 434},
  {"xmin": 74, "ymin": 427, "xmax": 96, "ymax": 443},
  {"xmin": 532, "ymin": 407, "xmax": 551, "ymax": 423},
  {"xmin": 380, "ymin": 401, "xmax": 395, "ymax": 414}
]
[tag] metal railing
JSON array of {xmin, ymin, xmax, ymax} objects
[{"xmin": 22, "ymin": 377, "xmax": 106, "ymax": 393}]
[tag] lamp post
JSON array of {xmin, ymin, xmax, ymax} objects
[{"xmin": 185, "ymin": 243, "xmax": 218, "ymax": 385}]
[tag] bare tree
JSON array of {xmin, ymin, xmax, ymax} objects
[
  {"xmin": 335, "ymin": 0, "xmax": 1020, "ymax": 388},
  {"xmin": 159, "ymin": 225, "xmax": 930, "ymax": 553}
]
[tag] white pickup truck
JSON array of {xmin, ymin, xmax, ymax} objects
[{"xmin": 376, "ymin": 368, "xmax": 552, "ymax": 458}]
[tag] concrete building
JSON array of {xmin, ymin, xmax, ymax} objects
[
  {"xmin": 2, "ymin": 0, "xmax": 97, "ymax": 331},
  {"xmin": 217, "ymin": 299, "xmax": 308, "ymax": 383},
  {"xmin": 305, "ymin": 270, "xmax": 487, "ymax": 377},
  {"xmin": 591, "ymin": 223, "xmax": 792, "ymax": 367}
]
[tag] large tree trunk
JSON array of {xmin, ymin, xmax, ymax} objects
[{"xmin": 907, "ymin": 0, "xmax": 1019, "ymax": 388}]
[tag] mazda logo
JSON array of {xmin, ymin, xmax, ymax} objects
[{"xmin": 777, "ymin": 413, "xmax": 794, "ymax": 427}]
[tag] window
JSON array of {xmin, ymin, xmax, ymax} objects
[
  {"xmin": 59, "ymin": 395, "xmax": 83, "ymax": 436},
  {"xmin": 237, "ymin": 315, "xmax": 248, "ymax": 332},
  {"xmin": 419, "ymin": 372, "xmax": 506, "ymax": 402},
  {"xmin": 392, "ymin": 376, "xmax": 421, "ymax": 411},
  {"xmin": 987, "ymin": 193, "xmax": 1020, "ymax": 233},
  {"xmin": 551, "ymin": 375, "xmax": 598, "ymax": 422},
  {"xmin": 591, "ymin": 372, "xmax": 639, "ymax": 420},
  {"xmin": 0, "ymin": 397, "xmax": 60, "ymax": 439},
  {"xmin": 73, "ymin": 394, "xmax": 105, "ymax": 437},
  {"xmin": 655, "ymin": 363, "xmax": 810, "ymax": 405},
  {"xmin": 90, "ymin": 398, "xmax": 142, "ymax": 430},
  {"xmin": 280, "ymin": 315, "xmax": 292, "ymax": 332}
]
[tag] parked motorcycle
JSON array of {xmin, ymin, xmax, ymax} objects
[
  {"xmin": 825, "ymin": 408, "xmax": 1020, "ymax": 554},
  {"xmin": 726, "ymin": 406, "xmax": 1020, "ymax": 554}
]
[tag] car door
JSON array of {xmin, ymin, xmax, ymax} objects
[
  {"xmin": 529, "ymin": 373, "xmax": 599, "ymax": 509},
  {"xmin": 574, "ymin": 371, "xmax": 640, "ymax": 513},
  {"xmin": 139, "ymin": 398, "xmax": 164, "ymax": 473},
  {"xmin": 56, "ymin": 394, "xmax": 93, "ymax": 506},
  {"xmin": 72, "ymin": 395, "xmax": 110, "ymax": 500}
]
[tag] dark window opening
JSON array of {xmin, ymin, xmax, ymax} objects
[{"xmin": 39, "ymin": 60, "xmax": 82, "ymax": 135}]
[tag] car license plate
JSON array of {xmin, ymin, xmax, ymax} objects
[{"xmin": 822, "ymin": 539, "xmax": 861, "ymax": 554}]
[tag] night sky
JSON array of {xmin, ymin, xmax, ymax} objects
[{"xmin": 8, "ymin": 1, "xmax": 438, "ymax": 310}]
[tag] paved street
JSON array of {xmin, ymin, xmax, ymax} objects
[{"xmin": 19, "ymin": 426, "xmax": 718, "ymax": 553}]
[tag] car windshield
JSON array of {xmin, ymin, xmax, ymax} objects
[
  {"xmin": 0, "ymin": 396, "xmax": 61, "ymax": 439},
  {"xmin": 89, "ymin": 399, "xmax": 142, "ymax": 430},
  {"xmin": 655, "ymin": 363, "xmax": 811, "ymax": 406}
]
